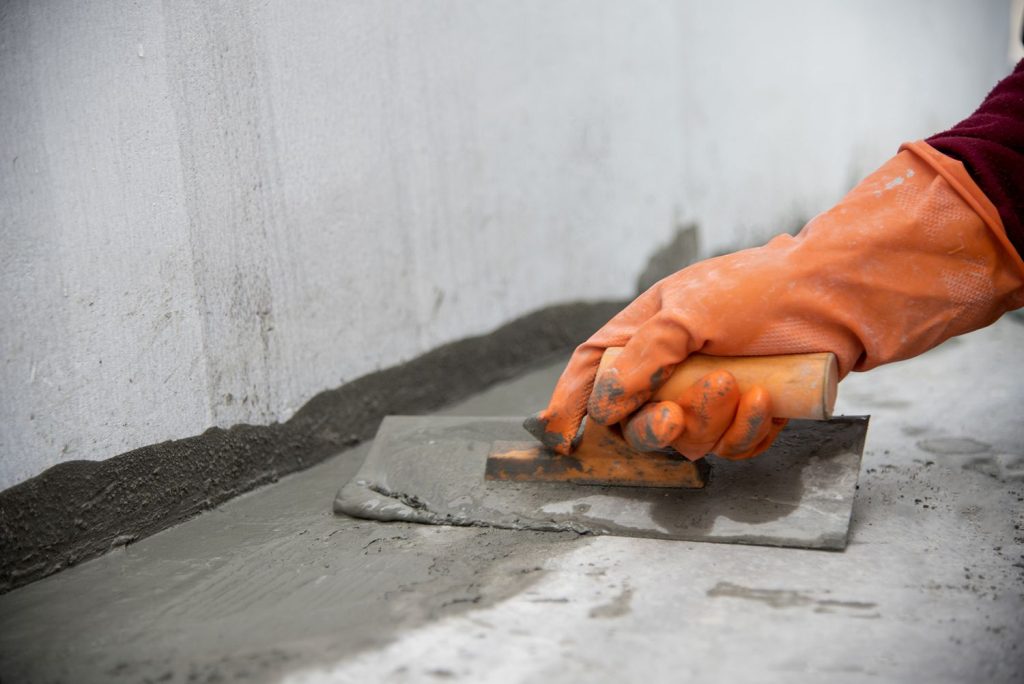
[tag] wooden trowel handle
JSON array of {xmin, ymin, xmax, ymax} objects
[{"xmin": 600, "ymin": 349, "xmax": 838, "ymax": 421}]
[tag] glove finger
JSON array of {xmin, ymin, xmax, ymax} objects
[
  {"xmin": 526, "ymin": 287, "xmax": 669, "ymax": 453},
  {"xmin": 716, "ymin": 417, "xmax": 788, "ymax": 461},
  {"xmin": 622, "ymin": 401, "xmax": 685, "ymax": 452},
  {"xmin": 670, "ymin": 370, "xmax": 741, "ymax": 460},
  {"xmin": 523, "ymin": 342, "xmax": 606, "ymax": 454},
  {"xmin": 712, "ymin": 386, "xmax": 776, "ymax": 460},
  {"xmin": 726, "ymin": 417, "xmax": 789, "ymax": 461},
  {"xmin": 588, "ymin": 311, "xmax": 696, "ymax": 426}
]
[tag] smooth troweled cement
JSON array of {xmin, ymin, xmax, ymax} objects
[
  {"xmin": 335, "ymin": 416, "xmax": 867, "ymax": 550},
  {"xmin": 0, "ymin": 316, "xmax": 1022, "ymax": 683}
]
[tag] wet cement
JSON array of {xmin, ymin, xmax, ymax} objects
[
  {"xmin": 0, "ymin": 438, "xmax": 584, "ymax": 683},
  {"xmin": 0, "ymin": 316, "xmax": 1021, "ymax": 683},
  {"xmin": 335, "ymin": 416, "xmax": 868, "ymax": 550},
  {"xmin": 0, "ymin": 300, "xmax": 624, "ymax": 594},
  {"xmin": 0, "ymin": 332, "xmax": 632, "ymax": 683}
]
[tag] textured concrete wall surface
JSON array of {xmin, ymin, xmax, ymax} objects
[{"xmin": 0, "ymin": 0, "xmax": 1012, "ymax": 488}]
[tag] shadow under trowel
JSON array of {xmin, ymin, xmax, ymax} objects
[
  {"xmin": 334, "ymin": 416, "xmax": 869, "ymax": 551},
  {"xmin": 648, "ymin": 421, "xmax": 866, "ymax": 536}
]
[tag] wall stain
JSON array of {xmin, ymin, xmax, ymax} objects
[
  {"xmin": 635, "ymin": 223, "xmax": 699, "ymax": 294},
  {"xmin": 163, "ymin": 0, "xmax": 282, "ymax": 426}
]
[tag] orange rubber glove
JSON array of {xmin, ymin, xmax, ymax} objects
[
  {"xmin": 619, "ymin": 373, "xmax": 787, "ymax": 460},
  {"xmin": 526, "ymin": 141, "xmax": 1024, "ymax": 460}
]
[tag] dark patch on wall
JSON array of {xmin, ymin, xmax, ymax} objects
[
  {"xmin": 635, "ymin": 224, "xmax": 699, "ymax": 293},
  {"xmin": 0, "ymin": 300, "xmax": 624, "ymax": 594},
  {"xmin": 163, "ymin": 0, "xmax": 284, "ymax": 425}
]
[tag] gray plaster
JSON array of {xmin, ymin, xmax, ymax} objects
[
  {"xmin": 335, "ymin": 415, "xmax": 867, "ymax": 550},
  {"xmin": 0, "ymin": 317, "xmax": 1021, "ymax": 682}
]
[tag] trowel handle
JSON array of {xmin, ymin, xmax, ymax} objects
[{"xmin": 601, "ymin": 349, "xmax": 838, "ymax": 421}]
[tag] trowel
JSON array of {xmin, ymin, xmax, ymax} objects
[{"xmin": 335, "ymin": 350, "xmax": 868, "ymax": 550}]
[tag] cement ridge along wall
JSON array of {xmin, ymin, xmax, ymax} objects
[{"xmin": 0, "ymin": 300, "xmax": 623, "ymax": 594}]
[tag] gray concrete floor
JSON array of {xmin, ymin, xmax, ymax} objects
[{"xmin": 1, "ymin": 315, "xmax": 1023, "ymax": 683}]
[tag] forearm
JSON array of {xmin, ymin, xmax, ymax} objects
[{"xmin": 927, "ymin": 60, "xmax": 1024, "ymax": 257}]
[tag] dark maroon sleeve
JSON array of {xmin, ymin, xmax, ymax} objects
[{"xmin": 927, "ymin": 60, "xmax": 1024, "ymax": 257}]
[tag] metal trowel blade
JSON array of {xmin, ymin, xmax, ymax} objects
[{"xmin": 334, "ymin": 415, "xmax": 869, "ymax": 550}]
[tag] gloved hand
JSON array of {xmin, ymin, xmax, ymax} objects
[
  {"xmin": 527, "ymin": 141, "xmax": 1024, "ymax": 459},
  {"xmin": 618, "ymin": 373, "xmax": 788, "ymax": 461}
]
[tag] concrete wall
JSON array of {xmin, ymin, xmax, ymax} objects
[{"xmin": 0, "ymin": 0, "xmax": 1012, "ymax": 489}]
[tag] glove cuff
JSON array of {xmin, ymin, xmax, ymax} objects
[{"xmin": 900, "ymin": 140, "xmax": 1024, "ymax": 291}]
